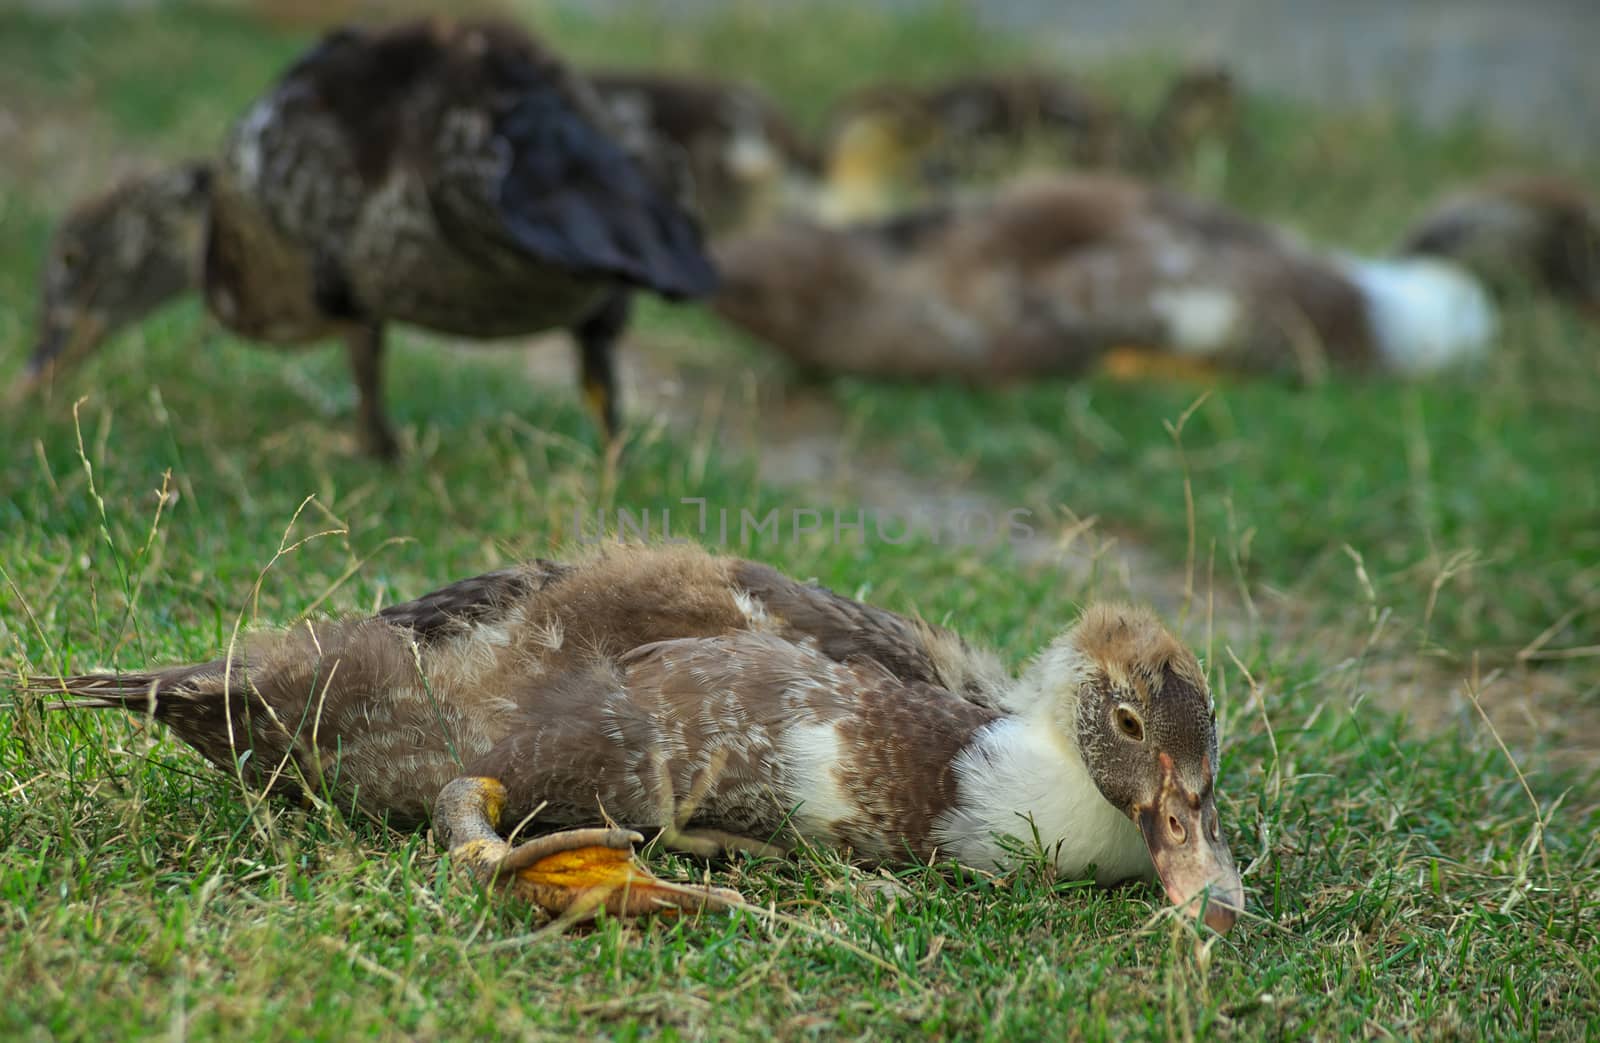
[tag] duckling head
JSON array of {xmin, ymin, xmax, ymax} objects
[
  {"xmin": 819, "ymin": 98, "xmax": 939, "ymax": 223},
  {"xmin": 1398, "ymin": 174, "xmax": 1600, "ymax": 321},
  {"xmin": 709, "ymin": 218, "xmax": 877, "ymax": 363},
  {"xmin": 1146, "ymin": 63, "xmax": 1239, "ymax": 169},
  {"xmin": 1018, "ymin": 603, "xmax": 1243, "ymax": 933},
  {"xmin": 18, "ymin": 162, "xmax": 211, "ymax": 396}
]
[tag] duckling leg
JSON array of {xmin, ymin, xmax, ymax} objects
[
  {"xmin": 985, "ymin": 304, "xmax": 1165, "ymax": 379},
  {"xmin": 657, "ymin": 825, "xmax": 788, "ymax": 860},
  {"xmin": 1099, "ymin": 347, "xmax": 1224, "ymax": 383},
  {"xmin": 648, "ymin": 749, "xmax": 789, "ymax": 860},
  {"xmin": 434, "ymin": 776, "xmax": 741, "ymax": 920},
  {"xmin": 572, "ymin": 291, "xmax": 630, "ymax": 444},
  {"xmin": 344, "ymin": 322, "xmax": 400, "ymax": 460}
]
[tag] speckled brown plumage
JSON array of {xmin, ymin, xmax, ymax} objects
[
  {"xmin": 210, "ymin": 19, "xmax": 709, "ymax": 334},
  {"xmin": 21, "ymin": 17, "xmax": 719, "ymax": 457},
  {"xmin": 713, "ymin": 173, "xmax": 1379, "ymax": 381},
  {"xmin": 474, "ymin": 632, "xmax": 1003, "ymax": 861},
  {"xmin": 24, "ymin": 546, "xmax": 982, "ymax": 829},
  {"xmin": 715, "ymin": 170, "xmax": 1600, "ymax": 383},
  {"xmin": 728, "ymin": 559, "xmax": 1010, "ymax": 706},
  {"xmin": 207, "ymin": 17, "xmax": 718, "ymax": 454},
  {"xmin": 23, "ymin": 164, "xmax": 213, "ymax": 390},
  {"xmin": 24, "ymin": 543, "xmax": 1244, "ymax": 930}
]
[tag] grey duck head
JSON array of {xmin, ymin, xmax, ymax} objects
[{"xmin": 20, "ymin": 162, "xmax": 211, "ymax": 395}]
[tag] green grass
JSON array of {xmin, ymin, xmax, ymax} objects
[{"xmin": 2, "ymin": 1, "xmax": 1598, "ymax": 1039}]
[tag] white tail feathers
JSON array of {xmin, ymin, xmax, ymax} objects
[{"xmin": 1337, "ymin": 255, "xmax": 1497, "ymax": 374}]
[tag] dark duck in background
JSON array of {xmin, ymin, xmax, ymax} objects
[{"xmin": 21, "ymin": 18, "xmax": 718, "ymax": 457}]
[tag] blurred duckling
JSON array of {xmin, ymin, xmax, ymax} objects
[
  {"xmin": 818, "ymin": 66, "xmax": 1239, "ymax": 222},
  {"xmin": 586, "ymin": 69, "xmax": 822, "ymax": 236},
  {"xmin": 26, "ymin": 162, "xmax": 214, "ymax": 387},
  {"xmin": 1137, "ymin": 65, "xmax": 1242, "ymax": 183},
  {"xmin": 821, "ymin": 71, "xmax": 1121, "ymax": 222},
  {"xmin": 1399, "ymin": 174, "xmax": 1600, "ymax": 322},
  {"xmin": 713, "ymin": 172, "xmax": 1598, "ymax": 383},
  {"xmin": 20, "ymin": 18, "xmax": 718, "ymax": 458}
]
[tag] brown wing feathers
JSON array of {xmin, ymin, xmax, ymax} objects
[
  {"xmin": 16, "ymin": 546, "xmax": 1013, "ymax": 832},
  {"xmin": 730, "ymin": 559, "xmax": 1010, "ymax": 706},
  {"xmin": 608, "ymin": 632, "xmax": 1000, "ymax": 859}
]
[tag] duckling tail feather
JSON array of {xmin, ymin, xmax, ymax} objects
[{"xmin": 16, "ymin": 659, "xmax": 243, "ymax": 717}]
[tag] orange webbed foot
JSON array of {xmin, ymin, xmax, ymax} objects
[{"xmin": 435, "ymin": 777, "xmax": 742, "ymax": 923}]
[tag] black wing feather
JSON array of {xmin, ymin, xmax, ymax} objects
[{"xmin": 495, "ymin": 88, "xmax": 719, "ymax": 300}]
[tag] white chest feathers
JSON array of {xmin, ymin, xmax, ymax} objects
[
  {"xmin": 1337, "ymin": 255, "xmax": 1498, "ymax": 374},
  {"xmin": 933, "ymin": 716, "xmax": 1152, "ymax": 886},
  {"xmin": 1148, "ymin": 287, "xmax": 1244, "ymax": 356}
]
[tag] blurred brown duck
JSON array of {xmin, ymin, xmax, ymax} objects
[
  {"xmin": 713, "ymin": 172, "xmax": 1600, "ymax": 382},
  {"xmin": 818, "ymin": 66, "xmax": 1240, "ymax": 222},
  {"xmin": 1399, "ymin": 173, "xmax": 1600, "ymax": 322},
  {"xmin": 586, "ymin": 69, "xmax": 821, "ymax": 236},
  {"xmin": 25, "ymin": 544, "xmax": 1242, "ymax": 932},
  {"xmin": 21, "ymin": 17, "xmax": 718, "ymax": 458}
]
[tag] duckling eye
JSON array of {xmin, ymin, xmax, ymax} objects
[{"xmin": 1114, "ymin": 706, "xmax": 1145, "ymax": 742}]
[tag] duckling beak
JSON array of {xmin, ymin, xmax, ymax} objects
[
  {"xmin": 18, "ymin": 311, "xmax": 104, "ymax": 397},
  {"xmin": 1135, "ymin": 752, "xmax": 1243, "ymax": 934},
  {"xmin": 14, "ymin": 328, "xmax": 64, "ymax": 398}
]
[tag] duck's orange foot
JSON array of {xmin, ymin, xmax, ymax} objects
[
  {"xmin": 1099, "ymin": 346, "xmax": 1222, "ymax": 384},
  {"xmin": 435, "ymin": 777, "xmax": 742, "ymax": 922},
  {"xmin": 499, "ymin": 828, "xmax": 744, "ymax": 919}
]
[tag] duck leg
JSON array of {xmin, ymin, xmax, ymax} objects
[
  {"xmin": 1099, "ymin": 347, "xmax": 1225, "ymax": 383},
  {"xmin": 434, "ymin": 776, "xmax": 741, "ymax": 920},
  {"xmin": 656, "ymin": 825, "xmax": 788, "ymax": 860},
  {"xmin": 344, "ymin": 321, "xmax": 400, "ymax": 460},
  {"xmin": 647, "ymin": 749, "xmax": 788, "ymax": 860},
  {"xmin": 572, "ymin": 290, "xmax": 631, "ymax": 444}
]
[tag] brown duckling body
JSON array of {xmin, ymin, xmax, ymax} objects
[
  {"xmin": 22, "ymin": 18, "xmax": 718, "ymax": 458},
  {"xmin": 1398, "ymin": 173, "xmax": 1600, "ymax": 320},
  {"xmin": 714, "ymin": 172, "xmax": 1598, "ymax": 383},
  {"xmin": 27, "ymin": 544, "xmax": 1241, "ymax": 932}
]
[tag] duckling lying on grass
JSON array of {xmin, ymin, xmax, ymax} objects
[
  {"xmin": 19, "ymin": 17, "xmax": 718, "ymax": 458},
  {"xmin": 712, "ymin": 172, "xmax": 1600, "ymax": 383},
  {"xmin": 20, "ymin": 545, "xmax": 1243, "ymax": 933}
]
